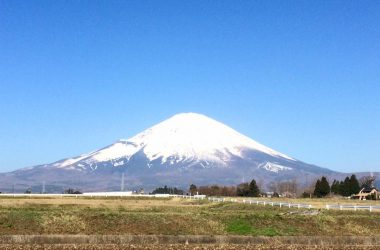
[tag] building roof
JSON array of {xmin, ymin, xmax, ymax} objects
[{"xmin": 360, "ymin": 187, "xmax": 378, "ymax": 193}]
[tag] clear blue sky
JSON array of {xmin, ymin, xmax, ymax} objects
[{"xmin": 1, "ymin": 0, "xmax": 379, "ymax": 173}]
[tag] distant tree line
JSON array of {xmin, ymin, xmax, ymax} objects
[
  {"xmin": 63, "ymin": 188, "xmax": 82, "ymax": 194},
  {"xmin": 312, "ymin": 174, "xmax": 370, "ymax": 198},
  {"xmin": 196, "ymin": 185, "xmax": 237, "ymax": 196},
  {"xmin": 236, "ymin": 179, "xmax": 261, "ymax": 197},
  {"xmin": 267, "ymin": 180, "xmax": 298, "ymax": 197},
  {"xmin": 151, "ymin": 185, "xmax": 184, "ymax": 195},
  {"xmin": 189, "ymin": 179, "xmax": 261, "ymax": 197},
  {"xmin": 153, "ymin": 175, "xmax": 376, "ymax": 199},
  {"xmin": 330, "ymin": 175, "xmax": 360, "ymax": 197}
]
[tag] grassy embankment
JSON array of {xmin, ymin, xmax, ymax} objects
[{"xmin": 0, "ymin": 196, "xmax": 379, "ymax": 236}]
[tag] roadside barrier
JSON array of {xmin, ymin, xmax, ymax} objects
[
  {"xmin": 207, "ymin": 197, "xmax": 312, "ymax": 209},
  {"xmin": 326, "ymin": 204, "xmax": 380, "ymax": 212}
]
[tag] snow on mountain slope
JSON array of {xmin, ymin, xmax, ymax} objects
[
  {"xmin": 48, "ymin": 113, "xmax": 295, "ymax": 170},
  {"xmin": 258, "ymin": 162, "xmax": 293, "ymax": 173},
  {"xmin": 128, "ymin": 113, "xmax": 294, "ymax": 163}
]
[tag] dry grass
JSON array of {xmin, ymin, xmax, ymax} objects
[
  {"xmin": 0, "ymin": 196, "xmax": 379, "ymax": 236},
  {"xmin": 1, "ymin": 196, "xmax": 378, "ymax": 210},
  {"xmin": 0, "ymin": 244, "xmax": 379, "ymax": 250},
  {"xmin": 0, "ymin": 197, "xmax": 200, "ymax": 209}
]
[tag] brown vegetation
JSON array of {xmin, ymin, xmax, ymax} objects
[
  {"xmin": 1, "ymin": 235, "xmax": 380, "ymax": 249},
  {"xmin": 197, "ymin": 186, "xmax": 237, "ymax": 196},
  {"xmin": 1, "ymin": 244, "xmax": 380, "ymax": 250}
]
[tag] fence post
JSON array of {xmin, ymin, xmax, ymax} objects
[
  {"xmin": 308, "ymin": 205, "xmax": 312, "ymax": 209},
  {"xmin": 339, "ymin": 205, "xmax": 342, "ymax": 211},
  {"xmin": 280, "ymin": 203, "xmax": 282, "ymax": 208},
  {"xmin": 326, "ymin": 204, "xmax": 329, "ymax": 210},
  {"xmin": 298, "ymin": 204, "xmax": 300, "ymax": 209},
  {"xmin": 288, "ymin": 203, "xmax": 291, "ymax": 208},
  {"xmin": 354, "ymin": 206, "xmax": 357, "ymax": 211},
  {"xmin": 370, "ymin": 206, "xmax": 373, "ymax": 212}
]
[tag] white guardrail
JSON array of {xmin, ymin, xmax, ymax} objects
[
  {"xmin": 208, "ymin": 197, "xmax": 312, "ymax": 209},
  {"xmin": 326, "ymin": 204, "xmax": 380, "ymax": 212},
  {"xmin": 207, "ymin": 197, "xmax": 380, "ymax": 212}
]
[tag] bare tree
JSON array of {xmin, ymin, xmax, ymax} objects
[
  {"xmin": 359, "ymin": 175, "xmax": 376, "ymax": 189},
  {"xmin": 198, "ymin": 185, "xmax": 237, "ymax": 196},
  {"xmin": 270, "ymin": 179, "xmax": 298, "ymax": 197},
  {"xmin": 267, "ymin": 182, "xmax": 278, "ymax": 193}
]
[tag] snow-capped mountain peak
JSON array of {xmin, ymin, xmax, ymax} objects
[
  {"xmin": 126, "ymin": 113, "xmax": 293, "ymax": 163},
  {"xmin": 47, "ymin": 113, "xmax": 294, "ymax": 170},
  {"xmin": 7, "ymin": 113, "xmax": 339, "ymax": 192}
]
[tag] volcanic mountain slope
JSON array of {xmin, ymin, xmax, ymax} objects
[{"xmin": 0, "ymin": 113, "xmax": 340, "ymax": 192}]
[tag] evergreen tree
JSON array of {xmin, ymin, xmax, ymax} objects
[
  {"xmin": 331, "ymin": 180, "xmax": 340, "ymax": 194},
  {"xmin": 349, "ymin": 175, "xmax": 360, "ymax": 196},
  {"xmin": 338, "ymin": 181, "xmax": 344, "ymax": 196},
  {"xmin": 313, "ymin": 177, "xmax": 330, "ymax": 198},
  {"xmin": 189, "ymin": 184, "xmax": 197, "ymax": 195},
  {"xmin": 313, "ymin": 179, "xmax": 321, "ymax": 197},
  {"xmin": 319, "ymin": 176, "xmax": 330, "ymax": 197},
  {"xmin": 249, "ymin": 179, "xmax": 261, "ymax": 197},
  {"xmin": 341, "ymin": 177, "xmax": 351, "ymax": 196},
  {"xmin": 236, "ymin": 183, "xmax": 250, "ymax": 197}
]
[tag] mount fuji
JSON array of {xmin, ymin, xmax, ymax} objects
[{"xmin": 0, "ymin": 113, "xmax": 340, "ymax": 192}]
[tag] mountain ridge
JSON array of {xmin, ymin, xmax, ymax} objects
[{"xmin": 0, "ymin": 113, "xmax": 375, "ymax": 193}]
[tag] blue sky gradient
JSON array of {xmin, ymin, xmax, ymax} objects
[{"xmin": 0, "ymin": 0, "xmax": 379, "ymax": 173}]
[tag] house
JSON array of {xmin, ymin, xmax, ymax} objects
[
  {"xmin": 280, "ymin": 191, "xmax": 296, "ymax": 198},
  {"xmin": 263, "ymin": 192, "xmax": 274, "ymax": 198},
  {"xmin": 353, "ymin": 187, "xmax": 379, "ymax": 200},
  {"xmin": 262, "ymin": 192, "xmax": 280, "ymax": 198}
]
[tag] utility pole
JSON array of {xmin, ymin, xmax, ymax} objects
[
  {"xmin": 121, "ymin": 173, "xmax": 125, "ymax": 192},
  {"xmin": 42, "ymin": 181, "xmax": 46, "ymax": 194}
]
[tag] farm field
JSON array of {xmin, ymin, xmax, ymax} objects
[
  {"xmin": 0, "ymin": 196, "xmax": 379, "ymax": 236},
  {"xmin": 0, "ymin": 196, "xmax": 380, "ymax": 249}
]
